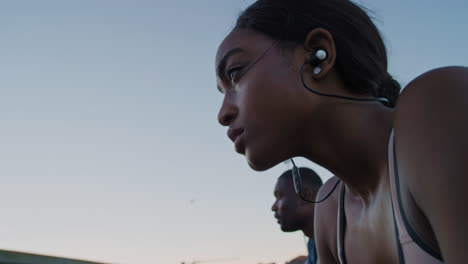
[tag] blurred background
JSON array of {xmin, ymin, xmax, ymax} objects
[{"xmin": 0, "ymin": 0, "xmax": 467, "ymax": 263}]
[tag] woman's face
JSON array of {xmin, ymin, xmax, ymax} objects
[{"xmin": 215, "ymin": 29, "xmax": 314, "ymax": 171}]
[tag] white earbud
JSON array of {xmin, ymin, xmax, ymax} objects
[
  {"xmin": 313, "ymin": 67, "xmax": 322, "ymax": 75},
  {"xmin": 316, "ymin": 49, "xmax": 327, "ymax": 60},
  {"xmin": 307, "ymin": 49, "xmax": 328, "ymax": 74}
]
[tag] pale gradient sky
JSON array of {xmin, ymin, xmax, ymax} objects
[{"xmin": 0, "ymin": 1, "xmax": 467, "ymax": 264}]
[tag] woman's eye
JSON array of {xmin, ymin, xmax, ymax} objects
[{"xmin": 226, "ymin": 66, "xmax": 243, "ymax": 81}]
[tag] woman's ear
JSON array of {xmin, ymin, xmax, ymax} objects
[{"xmin": 303, "ymin": 28, "xmax": 337, "ymax": 79}]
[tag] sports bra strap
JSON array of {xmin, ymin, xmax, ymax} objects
[{"xmin": 337, "ymin": 182, "xmax": 347, "ymax": 264}]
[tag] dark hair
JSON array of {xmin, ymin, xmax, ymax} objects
[
  {"xmin": 235, "ymin": 0, "xmax": 401, "ymax": 107},
  {"xmin": 280, "ymin": 167, "xmax": 323, "ymax": 190}
]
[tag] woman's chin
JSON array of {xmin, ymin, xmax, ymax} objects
[{"xmin": 245, "ymin": 149, "xmax": 278, "ymax": 171}]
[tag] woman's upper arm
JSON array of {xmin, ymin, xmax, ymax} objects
[
  {"xmin": 314, "ymin": 176, "xmax": 340, "ymax": 264},
  {"xmin": 394, "ymin": 66, "xmax": 468, "ymax": 263}
]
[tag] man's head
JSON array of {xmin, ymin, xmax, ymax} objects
[{"xmin": 271, "ymin": 167, "xmax": 323, "ymax": 233}]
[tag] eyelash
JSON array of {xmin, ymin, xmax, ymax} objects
[{"xmin": 226, "ymin": 66, "xmax": 243, "ymax": 81}]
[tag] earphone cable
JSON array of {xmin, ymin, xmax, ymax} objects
[{"xmin": 300, "ymin": 63, "xmax": 390, "ymax": 105}]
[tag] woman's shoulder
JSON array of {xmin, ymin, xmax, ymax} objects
[
  {"xmin": 395, "ymin": 66, "xmax": 468, "ymax": 117},
  {"xmin": 393, "ymin": 66, "xmax": 468, "ymax": 150},
  {"xmin": 392, "ymin": 66, "xmax": 468, "ymax": 262},
  {"xmin": 393, "ymin": 65, "xmax": 468, "ymax": 185},
  {"xmin": 315, "ymin": 176, "xmax": 340, "ymax": 216},
  {"xmin": 315, "ymin": 176, "xmax": 340, "ymax": 263}
]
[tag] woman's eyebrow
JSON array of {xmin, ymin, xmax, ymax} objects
[{"xmin": 216, "ymin": 47, "xmax": 245, "ymax": 78}]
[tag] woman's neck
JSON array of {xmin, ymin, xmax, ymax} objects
[{"xmin": 302, "ymin": 101, "xmax": 394, "ymax": 204}]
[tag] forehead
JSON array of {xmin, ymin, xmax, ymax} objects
[
  {"xmin": 215, "ymin": 28, "xmax": 273, "ymax": 66},
  {"xmin": 274, "ymin": 176, "xmax": 294, "ymax": 192}
]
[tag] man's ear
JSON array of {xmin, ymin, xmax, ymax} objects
[
  {"xmin": 303, "ymin": 27, "xmax": 336, "ymax": 79},
  {"xmin": 300, "ymin": 186, "xmax": 316, "ymax": 203}
]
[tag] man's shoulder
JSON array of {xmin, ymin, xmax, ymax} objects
[{"xmin": 307, "ymin": 239, "xmax": 317, "ymax": 264}]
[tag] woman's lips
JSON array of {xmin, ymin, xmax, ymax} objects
[
  {"xmin": 234, "ymin": 134, "xmax": 245, "ymax": 154},
  {"xmin": 227, "ymin": 127, "xmax": 245, "ymax": 154}
]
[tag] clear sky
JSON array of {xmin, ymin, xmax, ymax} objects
[{"xmin": 0, "ymin": 1, "xmax": 467, "ymax": 264}]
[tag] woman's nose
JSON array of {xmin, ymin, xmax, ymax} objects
[{"xmin": 217, "ymin": 96, "xmax": 238, "ymax": 126}]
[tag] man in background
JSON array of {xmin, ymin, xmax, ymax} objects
[{"xmin": 272, "ymin": 167, "xmax": 323, "ymax": 264}]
